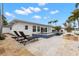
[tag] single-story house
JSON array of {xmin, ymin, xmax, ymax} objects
[{"xmin": 2, "ymin": 19, "xmax": 53, "ymax": 36}]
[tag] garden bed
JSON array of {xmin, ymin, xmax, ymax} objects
[
  {"xmin": 63, "ymin": 34, "xmax": 78, "ymax": 41},
  {"xmin": 0, "ymin": 34, "xmax": 33, "ymax": 56}
]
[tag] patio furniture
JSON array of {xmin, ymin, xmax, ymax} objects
[
  {"xmin": 18, "ymin": 39, "xmax": 28, "ymax": 45},
  {"xmin": 12, "ymin": 31, "xmax": 28, "ymax": 45},
  {"xmin": 12, "ymin": 31, "xmax": 38, "ymax": 45},
  {"xmin": 19, "ymin": 31, "xmax": 38, "ymax": 41},
  {"xmin": 12, "ymin": 31, "xmax": 23, "ymax": 39}
]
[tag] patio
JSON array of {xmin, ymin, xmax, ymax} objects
[
  {"xmin": 1, "ymin": 33, "xmax": 79, "ymax": 56},
  {"xmin": 25, "ymin": 35, "xmax": 64, "ymax": 55},
  {"xmin": 25, "ymin": 35, "xmax": 79, "ymax": 56}
]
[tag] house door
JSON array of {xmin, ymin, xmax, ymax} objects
[{"xmin": 41, "ymin": 27, "xmax": 44, "ymax": 33}]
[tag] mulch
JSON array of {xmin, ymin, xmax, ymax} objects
[{"xmin": 63, "ymin": 34, "xmax": 78, "ymax": 41}]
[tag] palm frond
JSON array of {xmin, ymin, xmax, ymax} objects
[{"xmin": 75, "ymin": 3, "xmax": 79, "ymax": 8}]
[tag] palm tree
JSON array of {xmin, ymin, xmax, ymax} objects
[
  {"xmin": 0, "ymin": 3, "xmax": 8, "ymax": 39},
  {"xmin": 64, "ymin": 3, "xmax": 79, "ymax": 31},
  {"xmin": 48, "ymin": 21, "xmax": 52, "ymax": 24},
  {"xmin": 75, "ymin": 3, "xmax": 79, "ymax": 8},
  {"xmin": 0, "ymin": 4, "xmax": 3, "ymax": 38},
  {"xmin": 68, "ymin": 15, "xmax": 76, "ymax": 29},
  {"xmin": 63, "ymin": 22, "xmax": 67, "ymax": 27},
  {"xmin": 2, "ymin": 15, "xmax": 8, "ymax": 25},
  {"xmin": 48, "ymin": 19, "xmax": 58, "ymax": 26},
  {"xmin": 73, "ymin": 3, "xmax": 79, "ymax": 29},
  {"xmin": 52, "ymin": 19, "xmax": 58, "ymax": 25},
  {"xmin": 72, "ymin": 9, "xmax": 79, "ymax": 28}
]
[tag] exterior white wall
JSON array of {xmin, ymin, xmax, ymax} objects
[
  {"xmin": 2, "ymin": 27, "xmax": 11, "ymax": 34},
  {"xmin": 2, "ymin": 22, "xmax": 53, "ymax": 36},
  {"xmin": 47, "ymin": 27, "xmax": 52, "ymax": 33},
  {"xmin": 11, "ymin": 23, "xmax": 33, "ymax": 36}
]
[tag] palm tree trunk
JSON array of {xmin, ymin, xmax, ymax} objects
[
  {"xmin": 0, "ymin": 3, "xmax": 3, "ymax": 37},
  {"xmin": 0, "ymin": 20, "xmax": 3, "ymax": 37}
]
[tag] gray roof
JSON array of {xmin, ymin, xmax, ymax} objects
[{"xmin": 8, "ymin": 19, "xmax": 53, "ymax": 27}]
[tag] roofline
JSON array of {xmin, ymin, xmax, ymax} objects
[{"xmin": 9, "ymin": 19, "xmax": 53, "ymax": 27}]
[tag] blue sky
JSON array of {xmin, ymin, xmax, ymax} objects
[{"xmin": 3, "ymin": 3, "xmax": 75, "ymax": 26}]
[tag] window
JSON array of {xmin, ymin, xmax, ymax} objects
[
  {"xmin": 10, "ymin": 27, "xmax": 12, "ymax": 30},
  {"xmin": 25, "ymin": 25, "xmax": 28, "ymax": 30},
  {"xmin": 45, "ymin": 28, "xmax": 47, "ymax": 32},
  {"xmin": 41, "ymin": 27, "xmax": 44, "ymax": 33},
  {"xmin": 37, "ymin": 26, "xmax": 40, "ymax": 32},
  {"xmin": 33, "ymin": 26, "xmax": 36, "ymax": 32}
]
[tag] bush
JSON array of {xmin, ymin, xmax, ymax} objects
[
  {"xmin": 0, "ymin": 34, "xmax": 5, "ymax": 40},
  {"xmin": 65, "ymin": 26, "xmax": 72, "ymax": 32},
  {"xmin": 53, "ymin": 26, "xmax": 61, "ymax": 31}
]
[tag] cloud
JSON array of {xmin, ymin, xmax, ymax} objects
[
  {"xmin": 44, "ymin": 16, "xmax": 49, "ymax": 19},
  {"xmin": 5, "ymin": 12, "xmax": 15, "ymax": 17},
  {"xmin": 33, "ymin": 7, "xmax": 41, "ymax": 12},
  {"xmin": 43, "ymin": 8, "xmax": 49, "ymax": 11},
  {"xmin": 21, "ymin": 7, "xmax": 32, "ymax": 14},
  {"xmin": 38, "ymin": 3, "xmax": 46, "ymax": 6},
  {"xmin": 15, "ymin": 7, "xmax": 41, "ymax": 15},
  {"xmin": 15, "ymin": 7, "xmax": 32, "ymax": 15},
  {"xmin": 32, "ymin": 15, "xmax": 41, "ymax": 19},
  {"xmin": 50, "ymin": 10, "xmax": 59, "ymax": 15},
  {"xmin": 29, "ymin": 7, "xmax": 41, "ymax": 12},
  {"xmin": 28, "ymin": 7, "xmax": 34, "ymax": 11},
  {"xmin": 15, "ymin": 9, "xmax": 26, "ymax": 15}
]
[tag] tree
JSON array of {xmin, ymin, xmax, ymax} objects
[
  {"xmin": 72, "ymin": 9, "xmax": 79, "ymax": 28},
  {"xmin": 68, "ymin": 15, "xmax": 76, "ymax": 29},
  {"xmin": 2, "ymin": 15, "xmax": 8, "ymax": 25},
  {"xmin": 0, "ymin": 4, "xmax": 3, "ymax": 39},
  {"xmin": 75, "ymin": 3, "xmax": 79, "ymax": 8},
  {"xmin": 48, "ymin": 21, "xmax": 52, "ymax": 24},
  {"xmin": 0, "ymin": 3, "xmax": 8, "ymax": 40},
  {"xmin": 48, "ymin": 19, "xmax": 58, "ymax": 26},
  {"xmin": 53, "ymin": 26, "xmax": 61, "ymax": 31},
  {"xmin": 64, "ymin": 19, "xmax": 73, "ymax": 32},
  {"xmin": 64, "ymin": 3, "xmax": 79, "ymax": 32},
  {"xmin": 52, "ymin": 19, "xmax": 58, "ymax": 25},
  {"xmin": 63, "ymin": 23, "xmax": 67, "ymax": 28},
  {"xmin": 73, "ymin": 3, "xmax": 79, "ymax": 29}
]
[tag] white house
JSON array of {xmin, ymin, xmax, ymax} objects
[{"xmin": 2, "ymin": 19, "xmax": 53, "ymax": 36}]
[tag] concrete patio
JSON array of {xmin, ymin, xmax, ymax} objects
[
  {"xmin": 1, "ymin": 34, "xmax": 79, "ymax": 56},
  {"xmin": 25, "ymin": 35, "xmax": 79, "ymax": 56},
  {"xmin": 25, "ymin": 35, "xmax": 64, "ymax": 56}
]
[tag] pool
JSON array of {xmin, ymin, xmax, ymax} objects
[{"xmin": 32, "ymin": 32, "xmax": 56, "ymax": 38}]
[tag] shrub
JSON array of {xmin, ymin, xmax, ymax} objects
[
  {"xmin": 65, "ymin": 26, "xmax": 73, "ymax": 32},
  {"xmin": 0, "ymin": 34, "xmax": 5, "ymax": 40},
  {"xmin": 53, "ymin": 26, "xmax": 61, "ymax": 31}
]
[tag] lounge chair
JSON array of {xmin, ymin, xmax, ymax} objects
[
  {"xmin": 19, "ymin": 31, "xmax": 38, "ymax": 41},
  {"xmin": 12, "ymin": 31, "xmax": 28, "ymax": 45},
  {"xmin": 12, "ymin": 31, "xmax": 22, "ymax": 38},
  {"xmin": 18, "ymin": 39, "xmax": 28, "ymax": 45},
  {"xmin": 12, "ymin": 31, "xmax": 27, "ymax": 40},
  {"xmin": 14, "ymin": 31, "xmax": 21, "ymax": 37}
]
